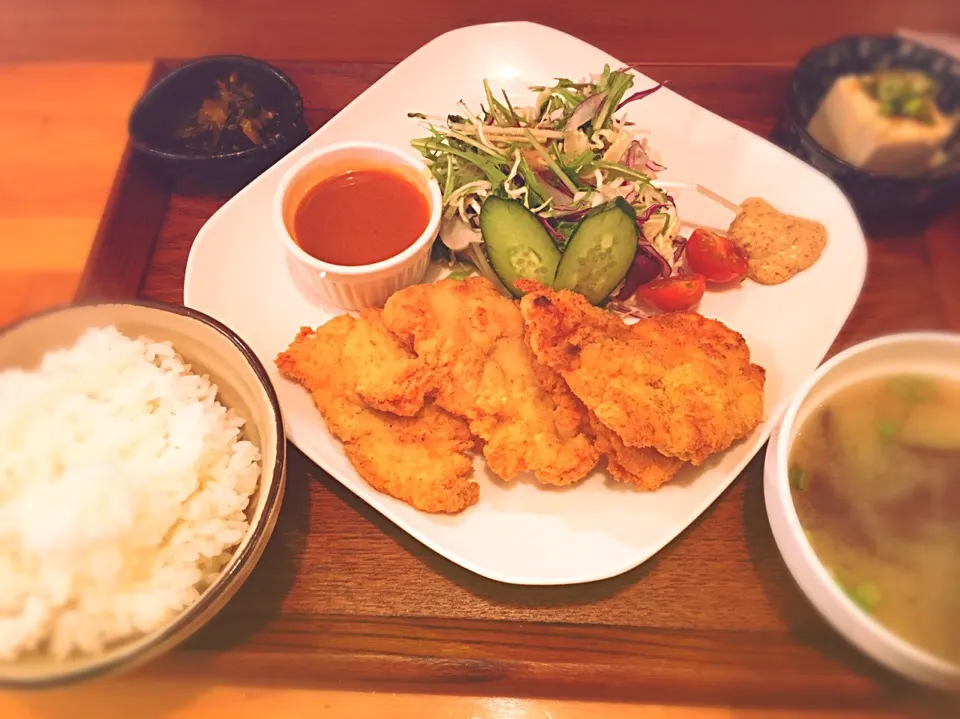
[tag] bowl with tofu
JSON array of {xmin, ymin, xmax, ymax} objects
[
  {"xmin": 774, "ymin": 35, "xmax": 960, "ymax": 236},
  {"xmin": 765, "ymin": 332, "xmax": 960, "ymax": 691}
]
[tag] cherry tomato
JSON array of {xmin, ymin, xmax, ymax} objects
[
  {"xmin": 637, "ymin": 274, "xmax": 707, "ymax": 312},
  {"xmin": 684, "ymin": 229, "xmax": 748, "ymax": 284}
]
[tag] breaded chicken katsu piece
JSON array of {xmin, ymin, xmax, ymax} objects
[
  {"xmin": 380, "ymin": 277, "xmax": 599, "ymax": 486},
  {"xmin": 525, "ymin": 337, "xmax": 685, "ymax": 491},
  {"xmin": 587, "ymin": 416, "xmax": 686, "ymax": 491},
  {"xmin": 342, "ymin": 308, "xmax": 432, "ymax": 417},
  {"xmin": 517, "ymin": 281, "xmax": 766, "ymax": 466},
  {"xmin": 275, "ymin": 314, "xmax": 479, "ymax": 513}
]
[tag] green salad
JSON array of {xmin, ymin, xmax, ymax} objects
[{"xmin": 408, "ymin": 66, "xmax": 683, "ymax": 308}]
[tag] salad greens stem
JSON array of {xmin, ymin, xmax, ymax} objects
[
  {"xmin": 529, "ymin": 80, "xmax": 593, "ymax": 91},
  {"xmin": 411, "ymin": 138, "xmax": 508, "ymax": 185},
  {"xmin": 567, "ymin": 149, "xmax": 597, "ymax": 173},
  {"xmin": 445, "ymin": 128, "xmax": 508, "ymax": 161},
  {"xmin": 524, "ymin": 130, "xmax": 580, "ymax": 195},
  {"xmin": 409, "ymin": 68, "xmax": 681, "ymax": 302},
  {"xmin": 583, "ymin": 160, "xmax": 652, "ymax": 184},
  {"xmin": 449, "ymin": 123, "xmax": 565, "ymax": 140},
  {"xmin": 442, "ymin": 153, "xmax": 455, "ymax": 201},
  {"xmin": 515, "ymin": 155, "xmax": 548, "ymax": 206},
  {"xmin": 551, "ymin": 87, "xmax": 584, "ymax": 107},
  {"xmin": 549, "ymin": 144, "xmax": 591, "ymax": 191},
  {"xmin": 594, "ymin": 71, "xmax": 635, "ymax": 130},
  {"xmin": 501, "ymin": 90, "xmax": 520, "ymax": 127},
  {"xmin": 483, "ymin": 79, "xmax": 514, "ymax": 126}
]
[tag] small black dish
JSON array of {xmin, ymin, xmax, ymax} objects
[
  {"xmin": 129, "ymin": 55, "xmax": 309, "ymax": 195},
  {"xmin": 773, "ymin": 35, "xmax": 960, "ymax": 237}
]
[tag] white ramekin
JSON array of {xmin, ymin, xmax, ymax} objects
[
  {"xmin": 273, "ymin": 141, "xmax": 442, "ymax": 311},
  {"xmin": 765, "ymin": 331, "xmax": 960, "ymax": 691}
]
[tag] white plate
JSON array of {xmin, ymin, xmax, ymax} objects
[{"xmin": 184, "ymin": 21, "xmax": 867, "ymax": 585}]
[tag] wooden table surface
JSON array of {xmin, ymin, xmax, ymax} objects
[
  {"xmin": 1, "ymin": 5, "xmax": 960, "ymax": 716},
  {"xmin": 3, "ymin": 1, "xmax": 959, "ymax": 64}
]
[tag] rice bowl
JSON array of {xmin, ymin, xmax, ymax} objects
[{"xmin": 0, "ymin": 300, "xmax": 285, "ymax": 687}]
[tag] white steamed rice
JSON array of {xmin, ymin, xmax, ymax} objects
[{"xmin": 0, "ymin": 326, "xmax": 261, "ymax": 661}]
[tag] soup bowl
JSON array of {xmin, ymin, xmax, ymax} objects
[
  {"xmin": 765, "ymin": 331, "xmax": 960, "ymax": 691},
  {"xmin": 273, "ymin": 141, "xmax": 443, "ymax": 311}
]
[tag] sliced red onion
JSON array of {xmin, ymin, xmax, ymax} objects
[
  {"xmin": 624, "ymin": 141, "xmax": 645, "ymax": 169},
  {"xmin": 535, "ymin": 171, "xmax": 573, "ymax": 203},
  {"xmin": 641, "ymin": 239, "xmax": 673, "ymax": 278},
  {"xmin": 539, "ymin": 185, "xmax": 573, "ymax": 206},
  {"xmin": 554, "ymin": 206, "xmax": 593, "ymax": 222},
  {"xmin": 616, "ymin": 243, "xmax": 671, "ymax": 300},
  {"xmin": 645, "ymin": 160, "xmax": 666, "ymax": 172},
  {"xmin": 606, "ymin": 300, "xmax": 650, "ymax": 320},
  {"xmin": 538, "ymin": 215, "xmax": 566, "ymax": 244},
  {"xmin": 673, "ymin": 237, "xmax": 688, "ymax": 263},
  {"xmin": 636, "ymin": 203, "xmax": 667, "ymax": 225},
  {"xmin": 564, "ymin": 92, "xmax": 607, "ymax": 130},
  {"xmin": 440, "ymin": 215, "xmax": 481, "ymax": 252},
  {"xmin": 616, "ymin": 82, "xmax": 666, "ymax": 111}
]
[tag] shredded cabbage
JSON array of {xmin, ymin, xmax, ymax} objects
[{"xmin": 409, "ymin": 66, "xmax": 680, "ymax": 294}]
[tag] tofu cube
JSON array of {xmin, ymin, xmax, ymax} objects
[{"xmin": 807, "ymin": 75, "xmax": 957, "ymax": 177}]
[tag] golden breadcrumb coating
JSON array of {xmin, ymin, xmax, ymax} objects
[{"xmin": 276, "ymin": 314, "xmax": 479, "ymax": 513}]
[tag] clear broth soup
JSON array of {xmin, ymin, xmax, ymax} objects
[{"xmin": 789, "ymin": 374, "xmax": 960, "ymax": 664}]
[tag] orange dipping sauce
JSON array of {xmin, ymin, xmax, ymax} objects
[{"xmin": 292, "ymin": 167, "xmax": 430, "ymax": 266}]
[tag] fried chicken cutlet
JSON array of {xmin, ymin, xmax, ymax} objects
[
  {"xmin": 275, "ymin": 313, "xmax": 479, "ymax": 513},
  {"xmin": 343, "ymin": 309, "xmax": 432, "ymax": 417},
  {"xmin": 517, "ymin": 281, "xmax": 766, "ymax": 466},
  {"xmin": 379, "ymin": 277, "xmax": 599, "ymax": 486},
  {"xmin": 526, "ymin": 337, "xmax": 685, "ymax": 491},
  {"xmin": 587, "ymin": 416, "xmax": 686, "ymax": 490}
]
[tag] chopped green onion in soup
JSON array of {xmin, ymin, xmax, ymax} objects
[{"xmin": 788, "ymin": 373, "xmax": 960, "ymax": 663}]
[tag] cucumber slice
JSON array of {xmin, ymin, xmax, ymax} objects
[
  {"xmin": 479, "ymin": 196, "xmax": 562, "ymax": 297},
  {"xmin": 554, "ymin": 197, "xmax": 638, "ymax": 304}
]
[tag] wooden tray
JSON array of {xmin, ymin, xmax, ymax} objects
[{"xmin": 78, "ymin": 59, "xmax": 960, "ymax": 712}]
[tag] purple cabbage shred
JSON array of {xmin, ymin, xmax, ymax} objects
[{"xmin": 616, "ymin": 82, "xmax": 666, "ymax": 111}]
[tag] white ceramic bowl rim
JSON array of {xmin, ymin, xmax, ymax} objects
[
  {"xmin": 773, "ymin": 330, "xmax": 960, "ymax": 685},
  {"xmin": 272, "ymin": 140, "xmax": 443, "ymax": 276},
  {"xmin": 0, "ymin": 298, "xmax": 287, "ymax": 689}
]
